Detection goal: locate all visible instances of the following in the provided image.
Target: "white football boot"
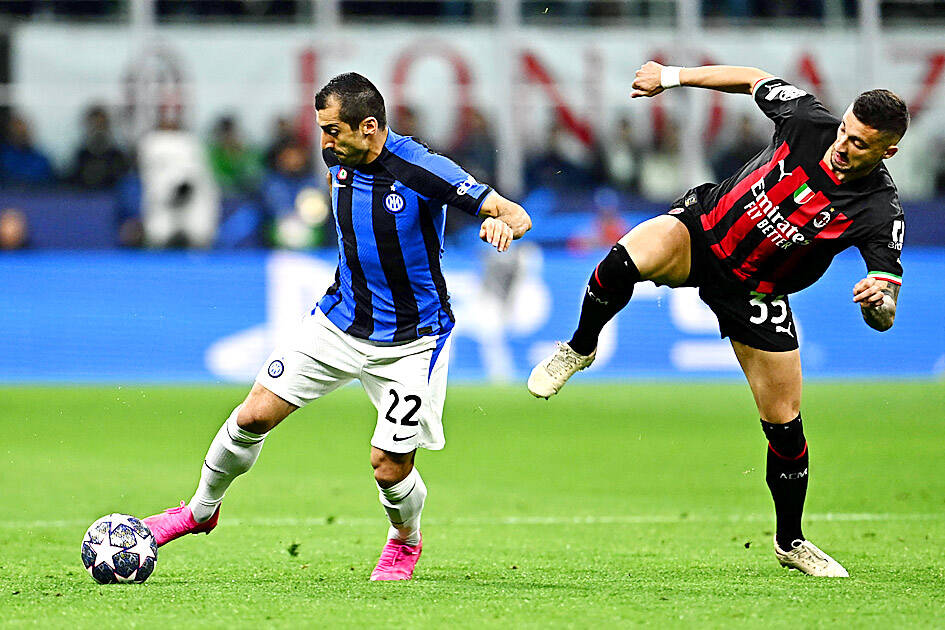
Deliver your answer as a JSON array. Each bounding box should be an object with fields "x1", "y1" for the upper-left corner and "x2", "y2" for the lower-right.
[
  {"x1": 527, "y1": 342, "x2": 596, "y2": 399},
  {"x1": 774, "y1": 538, "x2": 849, "y2": 577}
]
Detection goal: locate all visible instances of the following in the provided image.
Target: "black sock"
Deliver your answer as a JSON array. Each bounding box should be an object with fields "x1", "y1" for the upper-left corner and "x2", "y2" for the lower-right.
[
  {"x1": 568, "y1": 245, "x2": 640, "y2": 356},
  {"x1": 761, "y1": 415, "x2": 808, "y2": 550}
]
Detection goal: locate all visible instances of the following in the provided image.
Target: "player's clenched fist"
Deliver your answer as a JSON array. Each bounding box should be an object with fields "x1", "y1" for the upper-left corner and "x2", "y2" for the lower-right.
[
  {"x1": 480, "y1": 217, "x2": 514, "y2": 252},
  {"x1": 852, "y1": 276, "x2": 887, "y2": 308},
  {"x1": 631, "y1": 61, "x2": 666, "y2": 99}
]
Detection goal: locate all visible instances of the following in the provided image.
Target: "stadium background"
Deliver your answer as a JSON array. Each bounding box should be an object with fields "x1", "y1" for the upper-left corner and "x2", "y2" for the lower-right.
[
  {"x1": 1, "y1": 0, "x2": 943, "y2": 383},
  {"x1": 2, "y1": 2, "x2": 944, "y2": 627}
]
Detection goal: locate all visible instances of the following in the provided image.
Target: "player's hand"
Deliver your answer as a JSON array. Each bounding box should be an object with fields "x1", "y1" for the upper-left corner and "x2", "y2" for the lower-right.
[
  {"x1": 852, "y1": 277, "x2": 887, "y2": 308},
  {"x1": 631, "y1": 61, "x2": 666, "y2": 99},
  {"x1": 480, "y1": 217, "x2": 514, "y2": 252}
]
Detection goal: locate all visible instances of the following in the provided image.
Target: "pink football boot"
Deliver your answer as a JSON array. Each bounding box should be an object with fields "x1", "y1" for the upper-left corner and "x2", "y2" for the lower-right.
[
  {"x1": 370, "y1": 536, "x2": 423, "y2": 581},
  {"x1": 142, "y1": 501, "x2": 220, "y2": 547}
]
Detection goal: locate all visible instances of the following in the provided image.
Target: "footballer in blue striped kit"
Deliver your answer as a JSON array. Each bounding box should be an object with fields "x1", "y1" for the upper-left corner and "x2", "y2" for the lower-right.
[{"x1": 142, "y1": 73, "x2": 531, "y2": 581}]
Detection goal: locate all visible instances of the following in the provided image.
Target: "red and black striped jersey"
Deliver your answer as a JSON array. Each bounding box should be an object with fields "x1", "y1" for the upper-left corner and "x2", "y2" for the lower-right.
[{"x1": 692, "y1": 77, "x2": 904, "y2": 295}]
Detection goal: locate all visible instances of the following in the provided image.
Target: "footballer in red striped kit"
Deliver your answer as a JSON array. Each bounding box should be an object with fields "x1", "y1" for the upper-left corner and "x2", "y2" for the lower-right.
[{"x1": 528, "y1": 62, "x2": 909, "y2": 577}]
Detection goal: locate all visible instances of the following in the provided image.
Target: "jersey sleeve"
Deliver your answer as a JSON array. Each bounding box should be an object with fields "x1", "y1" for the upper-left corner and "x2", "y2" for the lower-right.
[
  {"x1": 752, "y1": 77, "x2": 835, "y2": 134},
  {"x1": 383, "y1": 142, "x2": 493, "y2": 216},
  {"x1": 857, "y1": 207, "x2": 905, "y2": 286}
]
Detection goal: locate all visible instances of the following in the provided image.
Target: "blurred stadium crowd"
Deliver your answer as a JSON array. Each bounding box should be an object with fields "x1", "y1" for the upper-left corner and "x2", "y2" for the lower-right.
[{"x1": 1, "y1": 0, "x2": 944, "y2": 253}]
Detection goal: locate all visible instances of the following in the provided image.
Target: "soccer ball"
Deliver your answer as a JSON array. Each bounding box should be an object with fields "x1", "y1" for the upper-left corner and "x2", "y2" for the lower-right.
[{"x1": 81, "y1": 514, "x2": 158, "y2": 584}]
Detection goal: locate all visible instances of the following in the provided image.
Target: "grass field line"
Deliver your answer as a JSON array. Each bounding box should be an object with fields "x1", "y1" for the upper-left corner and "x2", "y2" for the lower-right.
[{"x1": 7, "y1": 512, "x2": 945, "y2": 530}]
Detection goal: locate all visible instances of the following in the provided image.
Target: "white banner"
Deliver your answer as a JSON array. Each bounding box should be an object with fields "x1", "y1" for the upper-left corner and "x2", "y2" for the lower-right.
[{"x1": 14, "y1": 25, "x2": 945, "y2": 195}]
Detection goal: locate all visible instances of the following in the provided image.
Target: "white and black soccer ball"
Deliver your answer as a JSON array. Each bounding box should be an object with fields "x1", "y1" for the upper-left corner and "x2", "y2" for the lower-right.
[{"x1": 81, "y1": 513, "x2": 158, "y2": 584}]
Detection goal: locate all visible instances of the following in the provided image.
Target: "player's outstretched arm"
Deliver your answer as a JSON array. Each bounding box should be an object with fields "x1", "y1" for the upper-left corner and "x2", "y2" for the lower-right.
[
  {"x1": 631, "y1": 61, "x2": 773, "y2": 98},
  {"x1": 477, "y1": 191, "x2": 531, "y2": 253},
  {"x1": 853, "y1": 277, "x2": 899, "y2": 331}
]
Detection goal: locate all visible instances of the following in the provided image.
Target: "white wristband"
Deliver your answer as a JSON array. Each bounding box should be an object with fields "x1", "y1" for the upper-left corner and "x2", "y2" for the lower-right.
[{"x1": 660, "y1": 66, "x2": 682, "y2": 89}]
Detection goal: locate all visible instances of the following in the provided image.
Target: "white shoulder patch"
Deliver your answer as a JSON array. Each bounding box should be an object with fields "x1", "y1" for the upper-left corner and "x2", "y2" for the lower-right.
[{"x1": 765, "y1": 84, "x2": 808, "y2": 102}]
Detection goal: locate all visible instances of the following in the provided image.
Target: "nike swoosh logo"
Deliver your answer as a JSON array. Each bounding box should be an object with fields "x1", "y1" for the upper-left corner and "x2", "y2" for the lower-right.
[{"x1": 392, "y1": 433, "x2": 417, "y2": 442}]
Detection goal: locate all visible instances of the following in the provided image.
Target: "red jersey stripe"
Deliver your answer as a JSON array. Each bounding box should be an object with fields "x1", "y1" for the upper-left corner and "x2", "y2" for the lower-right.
[
  {"x1": 737, "y1": 192, "x2": 831, "y2": 276},
  {"x1": 713, "y1": 168, "x2": 808, "y2": 259},
  {"x1": 701, "y1": 141, "x2": 791, "y2": 232},
  {"x1": 814, "y1": 211, "x2": 852, "y2": 240}
]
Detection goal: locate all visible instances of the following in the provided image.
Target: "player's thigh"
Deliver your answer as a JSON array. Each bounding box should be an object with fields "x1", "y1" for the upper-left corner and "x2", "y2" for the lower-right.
[
  {"x1": 237, "y1": 382, "x2": 299, "y2": 434},
  {"x1": 617, "y1": 215, "x2": 692, "y2": 287},
  {"x1": 731, "y1": 340, "x2": 802, "y2": 424},
  {"x1": 361, "y1": 335, "x2": 451, "y2": 455},
  {"x1": 253, "y1": 311, "x2": 358, "y2": 422}
]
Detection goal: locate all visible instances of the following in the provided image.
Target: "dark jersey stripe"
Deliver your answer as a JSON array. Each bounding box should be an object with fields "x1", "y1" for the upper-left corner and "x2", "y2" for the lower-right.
[
  {"x1": 383, "y1": 151, "x2": 490, "y2": 216},
  {"x1": 702, "y1": 141, "x2": 791, "y2": 232},
  {"x1": 737, "y1": 191, "x2": 831, "y2": 277},
  {"x1": 335, "y1": 183, "x2": 374, "y2": 338},
  {"x1": 417, "y1": 198, "x2": 454, "y2": 324},
  {"x1": 370, "y1": 175, "x2": 420, "y2": 341},
  {"x1": 714, "y1": 168, "x2": 808, "y2": 259}
]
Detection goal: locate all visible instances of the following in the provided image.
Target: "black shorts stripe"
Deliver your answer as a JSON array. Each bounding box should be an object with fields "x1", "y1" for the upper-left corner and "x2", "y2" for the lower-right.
[
  {"x1": 417, "y1": 199, "x2": 454, "y2": 323},
  {"x1": 371, "y1": 174, "x2": 420, "y2": 341},
  {"x1": 335, "y1": 183, "x2": 374, "y2": 338}
]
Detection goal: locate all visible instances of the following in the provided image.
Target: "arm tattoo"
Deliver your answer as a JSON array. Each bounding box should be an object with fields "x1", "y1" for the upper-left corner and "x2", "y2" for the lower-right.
[{"x1": 861, "y1": 282, "x2": 899, "y2": 331}]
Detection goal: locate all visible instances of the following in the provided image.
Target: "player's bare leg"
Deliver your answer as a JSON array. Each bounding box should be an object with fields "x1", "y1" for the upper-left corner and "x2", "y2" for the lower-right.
[
  {"x1": 529, "y1": 216, "x2": 691, "y2": 398},
  {"x1": 370, "y1": 447, "x2": 425, "y2": 581},
  {"x1": 144, "y1": 383, "x2": 298, "y2": 546},
  {"x1": 731, "y1": 341, "x2": 848, "y2": 577}
]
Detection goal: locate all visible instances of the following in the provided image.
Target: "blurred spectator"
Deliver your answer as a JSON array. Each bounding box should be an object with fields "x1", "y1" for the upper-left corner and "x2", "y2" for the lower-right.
[
  {"x1": 0, "y1": 113, "x2": 55, "y2": 187},
  {"x1": 0, "y1": 208, "x2": 29, "y2": 251},
  {"x1": 932, "y1": 136, "x2": 945, "y2": 196},
  {"x1": 450, "y1": 108, "x2": 497, "y2": 185},
  {"x1": 566, "y1": 187, "x2": 629, "y2": 254},
  {"x1": 68, "y1": 104, "x2": 129, "y2": 190},
  {"x1": 261, "y1": 142, "x2": 329, "y2": 249},
  {"x1": 525, "y1": 120, "x2": 603, "y2": 190},
  {"x1": 264, "y1": 115, "x2": 298, "y2": 169},
  {"x1": 639, "y1": 123, "x2": 713, "y2": 201},
  {"x1": 710, "y1": 114, "x2": 766, "y2": 182},
  {"x1": 605, "y1": 116, "x2": 642, "y2": 193},
  {"x1": 207, "y1": 115, "x2": 263, "y2": 195},
  {"x1": 393, "y1": 106, "x2": 421, "y2": 140},
  {"x1": 138, "y1": 116, "x2": 221, "y2": 248}
]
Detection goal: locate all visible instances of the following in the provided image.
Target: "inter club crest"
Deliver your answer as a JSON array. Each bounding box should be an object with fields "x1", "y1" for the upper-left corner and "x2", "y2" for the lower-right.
[{"x1": 384, "y1": 192, "x2": 406, "y2": 214}]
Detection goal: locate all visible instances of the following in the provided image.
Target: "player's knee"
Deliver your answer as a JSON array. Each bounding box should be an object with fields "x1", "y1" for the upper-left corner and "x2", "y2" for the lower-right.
[
  {"x1": 372, "y1": 450, "x2": 415, "y2": 487},
  {"x1": 593, "y1": 244, "x2": 641, "y2": 294},
  {"x1": 760, "y1": 400, "x2": 801, "y2": 425},
  {"x1": 236, "y1": 403, "x2": 278, "y2": 434}
]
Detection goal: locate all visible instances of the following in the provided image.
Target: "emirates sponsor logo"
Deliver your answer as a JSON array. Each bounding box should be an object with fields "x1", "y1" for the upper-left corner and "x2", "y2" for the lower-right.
[{"x1": 745, "y1": 177, "x2": 810, "y2": 250}]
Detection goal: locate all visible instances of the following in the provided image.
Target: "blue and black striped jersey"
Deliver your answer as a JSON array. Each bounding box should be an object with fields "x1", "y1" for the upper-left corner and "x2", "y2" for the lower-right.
[{"x1": 316, "y1": 130, "x2": 492, "y2": 342}]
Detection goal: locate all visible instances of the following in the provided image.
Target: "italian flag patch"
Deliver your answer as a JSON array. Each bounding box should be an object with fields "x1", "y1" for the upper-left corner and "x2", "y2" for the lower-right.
[
  {"x1": 793, "y1": 183, "x2": 815, "y2": 204},
  {"x1": 868, "y1": 271, "x2": 902, "y2": 286}
]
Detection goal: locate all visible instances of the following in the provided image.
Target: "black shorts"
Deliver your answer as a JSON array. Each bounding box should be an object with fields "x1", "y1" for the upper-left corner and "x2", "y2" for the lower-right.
[{"x1": 666, "y1": 188, "x2": 799, "y2": 353}]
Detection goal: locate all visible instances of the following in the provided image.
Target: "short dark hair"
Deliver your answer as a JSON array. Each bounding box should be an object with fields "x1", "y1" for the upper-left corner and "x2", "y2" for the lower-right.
[
  {"x1": 315, "y1": 73, "x2": 387, "y2": 130},
  {"x1": 852, "y1": 89, "x2": 909, "y2": 140}
]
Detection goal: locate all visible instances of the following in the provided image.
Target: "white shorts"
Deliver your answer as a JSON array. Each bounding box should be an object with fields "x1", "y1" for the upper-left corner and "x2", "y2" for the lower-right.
[{"x1": 255, "y1": 309, "x2": 452, "y2": 453}]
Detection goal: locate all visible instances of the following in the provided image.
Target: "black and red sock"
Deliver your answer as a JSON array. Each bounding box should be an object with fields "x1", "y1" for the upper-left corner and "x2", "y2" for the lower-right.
[
  {"x1": 761, "y1": 414, "x2": 808, "y2": 550},
  {"x1": 567, "y1": 245, "x2": 640, "y2": 356}
]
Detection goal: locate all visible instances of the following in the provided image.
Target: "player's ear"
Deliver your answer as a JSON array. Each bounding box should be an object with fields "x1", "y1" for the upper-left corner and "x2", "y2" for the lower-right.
[
  {"x1": 882, "y1": 145, "x2": 898, "y2": 159},
  {"x1": 360, "y1": 117, "x2": 379, "y2": 136}
]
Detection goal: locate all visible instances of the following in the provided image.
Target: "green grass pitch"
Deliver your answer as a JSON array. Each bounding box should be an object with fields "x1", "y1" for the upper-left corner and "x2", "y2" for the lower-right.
[{"x1": 1, "y1": 381, "x2": 943, "y2": 628}]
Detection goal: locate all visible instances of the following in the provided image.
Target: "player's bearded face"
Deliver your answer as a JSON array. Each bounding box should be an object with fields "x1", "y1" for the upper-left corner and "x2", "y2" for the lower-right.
[{"x1": 828, "y1": 108, "x2": 898, "y2": 177}]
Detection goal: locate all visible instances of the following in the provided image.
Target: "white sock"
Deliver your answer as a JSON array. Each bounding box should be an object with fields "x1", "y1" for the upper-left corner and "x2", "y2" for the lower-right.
[
  {"x1": 377, "y1": 468, "x2": 426, "y2": 546},
  {"x1": 188, "y1": 405, "x2": 267, "y2": 522}
]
